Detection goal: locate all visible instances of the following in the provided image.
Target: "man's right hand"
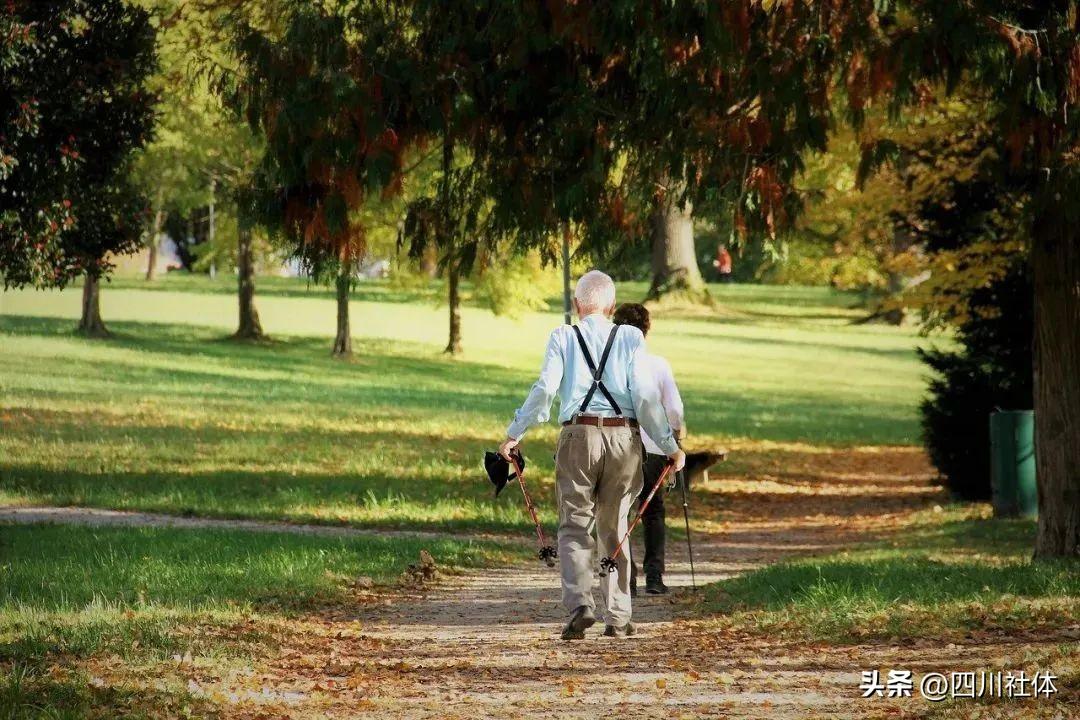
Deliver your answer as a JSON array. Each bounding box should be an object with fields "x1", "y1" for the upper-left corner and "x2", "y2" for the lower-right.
[
  {"x1": 498, "y1": 436, "x2": 520, "y2": 461},
  {"x1": 668, "y1": 448, "x2": 686, "y2": 472}
]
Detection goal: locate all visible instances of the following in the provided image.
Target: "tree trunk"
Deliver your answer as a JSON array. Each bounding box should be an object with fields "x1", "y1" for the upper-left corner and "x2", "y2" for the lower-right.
[
  {"x1": 440, "y1": 132, "x2": 462, "y2": 355},
  {"x1": 445, "y1": 257, "x2": 462, "y2": 354},
  {"x1": 880, "y1": 268, "x2": 906, "y2": 325},
  {"x1": 562, "y1": 223, "x2": 573, "y2": 325},
  {"x1": 647, "y1": 195, "x2": 708, "y2": 302},
  {"x1": 233, "y1": 227, "x2": 265, "y2": 340},
  {"x1": 208, "y1": 181, "x2": 217, "y2": 281},
  {"x1": 1032, "y1": 212, "x2": 1080, "y2": 559},
  {"x1": 78, "y1": 272, "x2": 108, "y2": 337},
  {"x1": 145, "y1": 191, "x2": 164, "y2": 281},
  {"x1": 420, "y1": 245, "x2": 438, "y2": 278},
  {"x1": 878, "y1": 227, "x2": 914, "y2": 325},
  {"x1": 145, "y1": 236, "x2": 158, "y2": 281},
  {"x1": 332, "y1": 265, "x2": 352, "y2": 358}
]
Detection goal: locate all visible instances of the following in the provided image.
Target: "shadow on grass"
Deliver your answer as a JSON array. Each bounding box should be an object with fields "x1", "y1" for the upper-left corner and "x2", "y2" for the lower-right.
[
  {"x1": 675, "y1": 326, "x2": 921, "y2": 361},
  {"x1": 897, "y1": 516, "x2": 1042, "y2": 557},
  {"x1": 1, "y1": 313, "x2": 921, "y2": 444},
  {"x1": 1, "y1": 465, "x2": 547, "y2": 534},
  {"x1": 0, "y1": 314, "x2": 530, "y2": 417},
  {"x1": 0, "y1": 664, "x2": 222, "y2": 720}
]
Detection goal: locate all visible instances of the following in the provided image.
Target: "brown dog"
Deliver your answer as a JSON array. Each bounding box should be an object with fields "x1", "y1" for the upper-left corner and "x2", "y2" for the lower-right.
[{"x1": 680, "y1": 450, "x2": 727, "y2": 490}]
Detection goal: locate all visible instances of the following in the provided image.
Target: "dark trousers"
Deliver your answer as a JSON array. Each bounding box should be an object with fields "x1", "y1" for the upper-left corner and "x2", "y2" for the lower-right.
[{"x1": 632, "y1": 452, "x2": 667, "y2": 582}]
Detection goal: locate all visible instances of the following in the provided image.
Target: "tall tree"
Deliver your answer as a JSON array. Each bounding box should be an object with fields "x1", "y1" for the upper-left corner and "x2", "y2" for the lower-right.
[
  {"x1": 647, "y1": 191, "x2": 707, "y2": 301},
  {"x1": 225, "y1": 1, "x2": 1079, "y2": 555},
  {"x1": 0, "y1": 0, "x2": 156, "y2": 337},
  {"x1": 134, "y1": 0, "x2": 271, "y2": 339},
  {"x1": 845, "y1": 2, "x2": 1080, "y2": 557},
  {"x1": 409, "y1": 1, "x2": 1079, "y2": 556},
  {"x1": 226, "y1": 3, "x2": 419, "y2": 357}
]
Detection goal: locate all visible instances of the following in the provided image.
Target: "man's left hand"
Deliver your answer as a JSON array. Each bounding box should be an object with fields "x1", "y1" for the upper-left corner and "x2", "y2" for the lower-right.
[{"x1": 498, "y1": 436, "x2": 520, "y2": 461}]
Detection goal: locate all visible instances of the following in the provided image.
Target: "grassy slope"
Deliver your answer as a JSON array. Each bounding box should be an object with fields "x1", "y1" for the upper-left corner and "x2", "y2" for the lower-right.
[{"x1": 0, "y1": 276, "x2": 927, "y2": 532}]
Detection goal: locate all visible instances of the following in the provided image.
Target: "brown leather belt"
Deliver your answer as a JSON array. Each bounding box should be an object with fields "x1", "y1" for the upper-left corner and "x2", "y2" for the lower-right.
[{"x1": 563, "y1": 416, "x2": 639, "y2": 429}]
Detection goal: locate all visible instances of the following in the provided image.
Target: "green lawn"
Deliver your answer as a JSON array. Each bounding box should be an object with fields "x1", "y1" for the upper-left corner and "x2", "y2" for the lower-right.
[
  {"x1": 0, "y1": 275, "x2": 928, "y2": 533},
  {"x1": 1, "y1": 521, "x2": 508, "y2": 666},
  {"x1": 1, "y1": 524, "x2": 509, "y2": 614},
  {"x1": 2, "y1": 274, "x2": 1071, "y2": 719},
  {"x1": 699, "y1": 507, "x2": 1080, "y2": 643},
  {"x1": 0, "y1": 522, "x2": 513, "y2": 720}
]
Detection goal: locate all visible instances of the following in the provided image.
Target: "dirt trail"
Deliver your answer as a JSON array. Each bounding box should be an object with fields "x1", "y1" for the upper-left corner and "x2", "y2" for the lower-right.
[
  {"x1": 257, "y1": 446, "x2": 1072, "y2": 718},
  {"x1": 7, "y1": 446, "x2": 1074, "y2": 718}
]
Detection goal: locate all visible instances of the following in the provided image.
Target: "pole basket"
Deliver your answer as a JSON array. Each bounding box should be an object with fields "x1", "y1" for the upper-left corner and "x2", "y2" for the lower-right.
[
  {"x1": 538, "y1": 545, "x2": 558, "y2": 567},
  {"x1": 597, "y1": 556, "x2": 618, "y2": 577}
]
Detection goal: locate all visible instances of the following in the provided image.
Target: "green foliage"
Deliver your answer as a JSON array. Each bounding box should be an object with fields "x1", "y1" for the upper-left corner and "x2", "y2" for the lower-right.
[
  {"x1": 130, "y1": 1, "x2": 278, "y2": 276},
  {"x1": 402, "y1": 1, "x2": 853, "y2": 257},
  {"x1": 0, "y1": 0, "x2": 157, "y2": 288},
  {"x1": 472, "y1": 253, "x2": 563, "y2": 319},
  {"x1": 226, "y1": 2, "x2": 418, "y2": 277},
  {"x1": 919, "y1": 266, "x2": 1034, "y2": 501}
]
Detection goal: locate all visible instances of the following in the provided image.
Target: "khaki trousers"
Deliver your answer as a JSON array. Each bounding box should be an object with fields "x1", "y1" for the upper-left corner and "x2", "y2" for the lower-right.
[{"x1": 554, "y1": 423, "x2": 644, "y2": 626}]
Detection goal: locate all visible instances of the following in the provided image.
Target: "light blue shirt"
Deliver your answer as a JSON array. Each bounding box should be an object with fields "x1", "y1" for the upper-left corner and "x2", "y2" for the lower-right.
[{"x1": 505, "y1": 313, "x2": 679, "y2": 455}]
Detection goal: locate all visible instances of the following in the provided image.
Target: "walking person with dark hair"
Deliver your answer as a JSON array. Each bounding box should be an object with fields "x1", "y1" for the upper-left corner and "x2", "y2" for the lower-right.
[{"x1": 612, "y1": 303, "x2": 685, "y2": 595}]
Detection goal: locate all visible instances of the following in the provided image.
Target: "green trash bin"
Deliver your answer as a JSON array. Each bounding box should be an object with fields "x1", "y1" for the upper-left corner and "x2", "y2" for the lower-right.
[{"x1": 989, "y1": 410, "x2": 1037, "y2": 518}]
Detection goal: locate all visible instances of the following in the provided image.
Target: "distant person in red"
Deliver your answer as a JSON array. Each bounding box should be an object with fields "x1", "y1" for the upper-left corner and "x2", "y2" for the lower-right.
[{"x1": 713, "y1": 245, "x2": 733, "y2": 283}]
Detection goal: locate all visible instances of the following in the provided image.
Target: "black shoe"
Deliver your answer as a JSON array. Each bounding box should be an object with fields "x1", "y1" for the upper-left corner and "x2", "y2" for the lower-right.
[
  {"x1": 603, "y1": 622, "x2": 636, "y2": 638},
  {"x1": 560, "y1": 605, "x2": 597, "y2": 640},
  {"x1": 645, "y1": 576, "x2": 669, "y2": 595}
]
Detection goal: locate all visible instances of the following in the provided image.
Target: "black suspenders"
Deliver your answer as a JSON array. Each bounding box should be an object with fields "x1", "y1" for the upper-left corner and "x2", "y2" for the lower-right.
[{"x1": 571, "y1": 325, "x2": 623, "y2": 416}]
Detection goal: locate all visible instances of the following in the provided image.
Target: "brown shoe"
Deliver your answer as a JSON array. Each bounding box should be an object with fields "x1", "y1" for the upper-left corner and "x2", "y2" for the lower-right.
[
  {"x1": 560, "y1": 606, "x2": 597, "y2": 640},
  {"x1": 602, "y1": 622, "x2": 636, "y2": 638}
]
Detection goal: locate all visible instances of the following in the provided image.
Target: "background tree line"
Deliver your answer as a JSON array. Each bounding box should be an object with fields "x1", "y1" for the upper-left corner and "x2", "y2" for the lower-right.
[{"x1": 1, "y1": 0, "x2": 1076, "y2": 558}]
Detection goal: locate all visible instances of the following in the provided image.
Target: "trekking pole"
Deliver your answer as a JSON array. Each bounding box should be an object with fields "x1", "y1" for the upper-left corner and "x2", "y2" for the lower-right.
[
  {"x1": 507, "y1": 453, "x2": 558, "y2": 568},
  {"x1": 598, "y1": 460, "x2": 676, "y2": 577},
  {"x1": 678, "y1": 468, "x2": 697, "y2": 589}
]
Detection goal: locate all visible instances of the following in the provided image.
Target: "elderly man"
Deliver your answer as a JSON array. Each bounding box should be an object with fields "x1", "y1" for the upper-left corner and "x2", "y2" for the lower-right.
[{"x1": 499, "y1": 270, "x2": 685, "y2": 640}]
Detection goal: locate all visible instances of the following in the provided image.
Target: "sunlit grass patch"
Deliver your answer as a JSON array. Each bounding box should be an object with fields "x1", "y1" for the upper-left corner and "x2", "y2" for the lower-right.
[
  {"x1": 1, "y1": 523, "x2": 515, "y2": 614},
  {"x1": 0, "y1": 522, "x2": 519, "y2": 718},
  {"x1": 698, "y1": 512, "x2": 1080, "y2": 643},
  {"x1": 1, "y1": 276, "x2": 930, "y2": 535}
]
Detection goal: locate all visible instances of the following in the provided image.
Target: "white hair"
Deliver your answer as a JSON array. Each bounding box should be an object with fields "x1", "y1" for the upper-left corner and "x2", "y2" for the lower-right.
[{"x1": 574, "y1": 270, "x2": 616, "y2": 314}]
